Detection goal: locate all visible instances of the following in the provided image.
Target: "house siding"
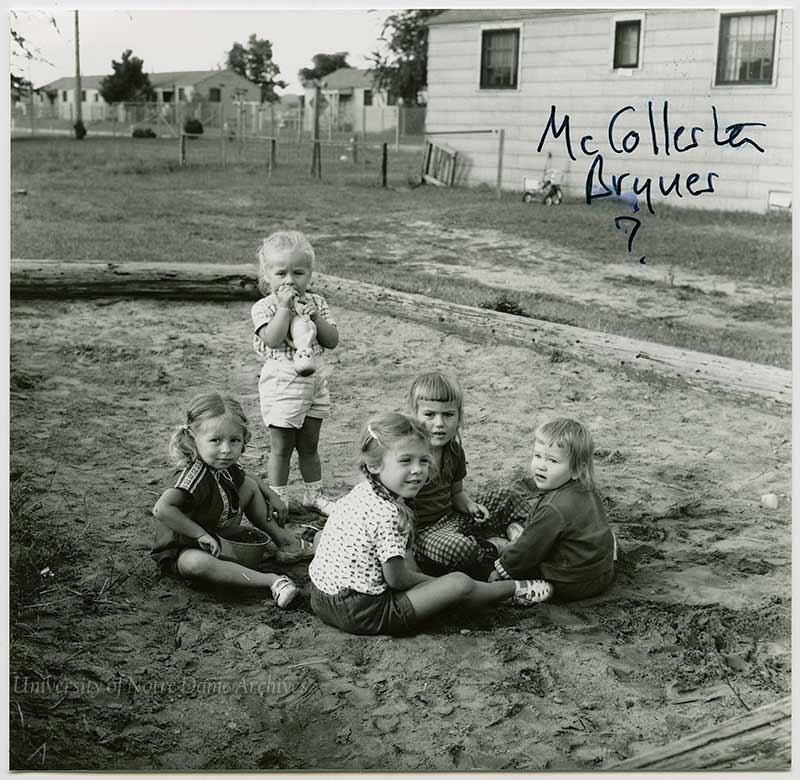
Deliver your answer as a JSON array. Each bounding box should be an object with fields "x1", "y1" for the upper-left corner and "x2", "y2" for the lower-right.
[{"x1": 427, "y1": 8, "x2": 792, "y2": 213}]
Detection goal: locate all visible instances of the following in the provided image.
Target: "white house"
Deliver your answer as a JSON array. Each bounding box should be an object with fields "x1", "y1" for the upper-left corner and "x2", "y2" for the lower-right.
[
  {"x1": 302, "y1": 67, "x2": 398, "y2": 134},
  {"x1": 426, "y1": 9, "x2": 792, "y2": 212},
  {"x1": 33, "y1": 69, "x2": 261, "y2": 122}
]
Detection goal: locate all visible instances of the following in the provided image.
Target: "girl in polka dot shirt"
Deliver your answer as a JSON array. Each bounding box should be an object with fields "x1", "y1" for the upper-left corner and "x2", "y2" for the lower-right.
[{"x1": 309, "y1": 412, "x2": 552, "y2": 635}]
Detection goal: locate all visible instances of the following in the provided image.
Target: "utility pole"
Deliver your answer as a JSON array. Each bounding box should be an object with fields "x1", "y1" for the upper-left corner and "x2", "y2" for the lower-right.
[
  {"x1": 310, "y1": 81, "x2": 322, "y2": 178},
  {"x1": 73, "y1": 10, "x2": 86, "y2": 139}
]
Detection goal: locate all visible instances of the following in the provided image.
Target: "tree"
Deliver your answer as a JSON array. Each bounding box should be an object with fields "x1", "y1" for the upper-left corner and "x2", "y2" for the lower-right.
[
  {"x1": 10, "y1": 12, "x2": 58, "y2": 96},
  {"x1": 298, "y1": 52, "x2": 351, "y2": 85},
  {"x1": 99, "y1": 49, "x2": 154, "y2": 103},
  {"x1": 226, "y1": 34, "x2": 286, "y2": 103},
  {"x1": 371, "y1": 10, "x2": 443, "y2": 105}
]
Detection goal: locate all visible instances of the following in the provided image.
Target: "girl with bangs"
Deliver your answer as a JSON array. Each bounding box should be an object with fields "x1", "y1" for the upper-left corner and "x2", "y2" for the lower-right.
[{"x1": 406, "y1": 372, "x2": 533, "y2": 578}]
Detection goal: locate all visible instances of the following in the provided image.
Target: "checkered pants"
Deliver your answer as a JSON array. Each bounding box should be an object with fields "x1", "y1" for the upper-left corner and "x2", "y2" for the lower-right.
[{"x1": 413, "y1": 485, "x2": 531, "y2": 573}]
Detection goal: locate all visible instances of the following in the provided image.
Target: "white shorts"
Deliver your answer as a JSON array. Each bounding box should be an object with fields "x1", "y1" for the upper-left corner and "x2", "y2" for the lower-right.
[{"x1": 258, "y1": 359, "x2": 331, "y2": 429}]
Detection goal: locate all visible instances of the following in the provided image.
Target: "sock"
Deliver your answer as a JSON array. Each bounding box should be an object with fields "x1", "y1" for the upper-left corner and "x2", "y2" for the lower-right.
[
  {"x1": 302, "y1": 479, "x2": 324, "y2": 497},
  {"x1": 270, "y1": 484, "x2": 290, "y2": 503}
]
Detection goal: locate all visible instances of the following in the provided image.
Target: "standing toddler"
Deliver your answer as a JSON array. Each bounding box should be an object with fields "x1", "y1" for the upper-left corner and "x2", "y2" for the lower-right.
[{"x1": 251, "y1": 230, "x2": 339, "y2": 517}]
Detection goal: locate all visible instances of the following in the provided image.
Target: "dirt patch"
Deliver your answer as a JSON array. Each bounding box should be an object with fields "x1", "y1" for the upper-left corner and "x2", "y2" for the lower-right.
[
  {"x1": 9, "y1": 297, "x2": 790, "y2": 771},
  {"x1": 315, "y1": 221, "x2": 790, "y2": 344}
]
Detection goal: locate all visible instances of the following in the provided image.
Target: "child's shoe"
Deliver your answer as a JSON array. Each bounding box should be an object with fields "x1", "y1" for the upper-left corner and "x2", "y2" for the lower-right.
[
  {"x1": 487, "y1": 536, "x2": 511, "y2": 555},
  {"x1": 506, "y1": 522, "x2": 525, "y2": 543},
  {"x1": 511, "y1": 579, "x2": 554, "y2": 605},
  {"x1": 271, "y1": 575, "x2": 300, "y2": 609},
  {"x1": 302, "y1": 490, "x2": 336, "y2": 516}
]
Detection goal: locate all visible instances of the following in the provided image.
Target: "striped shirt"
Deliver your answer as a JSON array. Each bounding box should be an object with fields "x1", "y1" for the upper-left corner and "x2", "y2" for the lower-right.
[{"x1": 251, "y1": 292, "x2": 336, "y2": 362}]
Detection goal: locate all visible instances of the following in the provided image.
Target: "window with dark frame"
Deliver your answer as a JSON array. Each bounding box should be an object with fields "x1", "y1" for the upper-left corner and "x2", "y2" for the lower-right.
[
  {"x1": 716, "y1": 11, "x2": 777, "y2": 85},
  {"x1": 480, "y1": 28, "x2": 520, "y2": 89},
  {"x1": 61, "y1": 91, "x2": 67, "y2": 102},
  {"x1": 613, "y1": 20, "x2": 641, "y2": 69},
  {"x1": 81, "y1": 90, "x2": 86, "y2": 102},
  {"x1": 363, "y1": 89, "x2": 373, "y2": 106},
  {"x1": 178, "y1": 87, "x2": 185, "y2": 100}
]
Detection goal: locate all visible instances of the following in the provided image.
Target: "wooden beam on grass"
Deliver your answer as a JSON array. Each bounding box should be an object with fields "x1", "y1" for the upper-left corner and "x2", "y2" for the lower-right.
[
  {"x1": 9, "y1": 259, "x2": 791, "y2": 406},
  {"x1": 610, "y1": 697, "x2": 790, "y2": 771}
]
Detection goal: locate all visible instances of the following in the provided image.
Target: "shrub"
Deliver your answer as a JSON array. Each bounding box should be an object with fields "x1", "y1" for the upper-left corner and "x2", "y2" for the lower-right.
[
  {"x1": 73, "y1": 120, "x2": 87, "y2": 140},
  {"x1": 183, "y1": 118, "x2": 203, "y2": 136},
  {"x1": 479, "y1": 295, "x2": 528, "y2": 317},
  {"x1": 132, "y1": 127, "x2": 157, "y2": 139}
]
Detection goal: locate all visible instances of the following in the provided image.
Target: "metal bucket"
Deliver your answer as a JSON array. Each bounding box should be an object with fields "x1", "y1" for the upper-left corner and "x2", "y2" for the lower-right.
[{"x1": 217, "y1": 525, "x2": 271, "y2": 569}]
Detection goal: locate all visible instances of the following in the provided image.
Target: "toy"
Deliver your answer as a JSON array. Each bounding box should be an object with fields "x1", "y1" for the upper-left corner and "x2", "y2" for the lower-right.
[
  {"x1": 522, "y1": 169, "x2": 563, "y2": 205},
  {"x1": 522, "y1": 151, "x2": 563, "y2": 205},
  {"x1": 288, "y1": 297, "x2": 318, "y2": 377}
]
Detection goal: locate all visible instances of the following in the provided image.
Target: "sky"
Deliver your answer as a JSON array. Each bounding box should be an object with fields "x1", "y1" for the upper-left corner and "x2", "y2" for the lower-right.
[{"x1": 9, "y1": 4, "x2": 398, "y2": 94}]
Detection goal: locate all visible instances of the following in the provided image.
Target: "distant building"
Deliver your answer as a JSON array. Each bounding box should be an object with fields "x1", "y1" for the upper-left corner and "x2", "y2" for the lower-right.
[
  {"x1": 302, "y1": 67, "x2": 398, "y2": 134},
  {"x1": 426, "y1": 8, "x2": 792, "y2": 212},
  {"x1": 32, "y1": 69, "x2": 261, "y2": 122}
]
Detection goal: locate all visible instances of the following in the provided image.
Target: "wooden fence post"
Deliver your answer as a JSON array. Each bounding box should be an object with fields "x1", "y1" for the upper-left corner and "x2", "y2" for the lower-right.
[
  {"x1": 220, "y1": 107, "x2": 225, "y2": 167},
  {"x1": 495, "y1": 128, "x2": 505, "y2": 200},
  {"x1": 351, "y1": 137, "x2": 358, "y2": 165},
  {"x1": 179, "y1": 133, "x2": 187, "y2": 166},
  {"x1": 381, "y1": 142, "x2": 388, "y2": 188},
  {"x1": 270, "y1": 137, "x2": 277, "y2": 171}
]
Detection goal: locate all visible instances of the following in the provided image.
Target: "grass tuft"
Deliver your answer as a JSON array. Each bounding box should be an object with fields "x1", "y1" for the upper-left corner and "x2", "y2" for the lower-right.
[{"x1": 479, "y1": 295, "x2": 528, "y2": 317}]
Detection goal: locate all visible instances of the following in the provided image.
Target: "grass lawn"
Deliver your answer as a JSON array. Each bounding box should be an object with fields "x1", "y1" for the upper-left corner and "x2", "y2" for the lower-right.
[{"x1": 11, "y1": 136, "x2": 792, "y2": 366}]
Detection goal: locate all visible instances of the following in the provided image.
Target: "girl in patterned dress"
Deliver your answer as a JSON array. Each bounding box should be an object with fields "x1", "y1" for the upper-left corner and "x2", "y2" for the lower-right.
[
  {"x1": 151, "y1": 393, "x2": 301, "y2": 608},
  {"x1": 308, "y1": 412, "x2": 552, "y2": 636}
]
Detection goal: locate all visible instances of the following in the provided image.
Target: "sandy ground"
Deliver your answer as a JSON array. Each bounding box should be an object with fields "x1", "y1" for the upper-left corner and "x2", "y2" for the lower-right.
[{"x1": 9, "y1": 296, "x2": 790, "y2": 771}]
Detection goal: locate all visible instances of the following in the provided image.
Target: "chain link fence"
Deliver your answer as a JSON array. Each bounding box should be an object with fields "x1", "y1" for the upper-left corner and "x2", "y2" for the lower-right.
[
  {"x1": 11, "y1": 98, "x2": 427, "y2": 187},
  {"x1": 11, "y1": 100, "x2": 426, "y2": 147}
]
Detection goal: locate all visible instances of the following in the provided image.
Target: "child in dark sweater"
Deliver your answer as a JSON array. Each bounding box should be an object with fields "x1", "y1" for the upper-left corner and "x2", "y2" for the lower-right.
[{"x1": 490, "y1": 418, "x2": 617, "y2": 602}]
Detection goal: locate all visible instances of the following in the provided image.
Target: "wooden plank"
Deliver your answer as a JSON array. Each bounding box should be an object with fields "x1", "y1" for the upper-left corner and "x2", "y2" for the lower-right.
[
  {"x1": 422, "y1": 173, "x2": 447, "y2": 187},
  {"x1": 9, "y1": 259, "x2": 791, "y2": 406},
  {"x1": 611, "y1": 697, "x2": 791, "y2": 771}
]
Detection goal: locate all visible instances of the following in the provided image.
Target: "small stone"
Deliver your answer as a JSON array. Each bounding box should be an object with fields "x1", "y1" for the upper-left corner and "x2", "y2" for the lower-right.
[
  {"x1": 761, "y1": 493, "x2": 779, "y2": 510},
  {"x1": 460, "y1": 629, "x2": 471, "y2": 635}
]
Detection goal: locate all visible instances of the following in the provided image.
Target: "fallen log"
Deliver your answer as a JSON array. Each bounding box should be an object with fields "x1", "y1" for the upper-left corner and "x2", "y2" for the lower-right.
[
  {"x1": 10, "y1": 259, "x2": 791, "y2": 406},
  {"x1": 610, "y1": 697, "x2": 790, "y2": 771}
]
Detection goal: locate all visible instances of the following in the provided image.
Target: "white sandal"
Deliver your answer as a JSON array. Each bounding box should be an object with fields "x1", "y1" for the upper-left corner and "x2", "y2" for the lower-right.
[
  {"x1": 271, "y1": 575, "x2": 300, "y2": 609},
  {"x1": 512, "y1": 579, "x2": 554, "y2": 605}
]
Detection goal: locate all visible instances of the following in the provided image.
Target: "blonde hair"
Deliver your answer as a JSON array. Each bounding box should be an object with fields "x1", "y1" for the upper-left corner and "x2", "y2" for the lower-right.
[
  {"x1": 168, "y1": 393, "x2": 252, "y2": 469},
  {"x1": 256, "y1": 230, "x2": 315, "y2": 296},
  {"x1": 360, "y1": 412, "x2": 432, "y2": 538},
  {"x1": 535, "y1": 418, "x2": 595, "y2": 488},
  {"x1": 407, "y1": 371, "x2": 464, "y2": 450}
]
